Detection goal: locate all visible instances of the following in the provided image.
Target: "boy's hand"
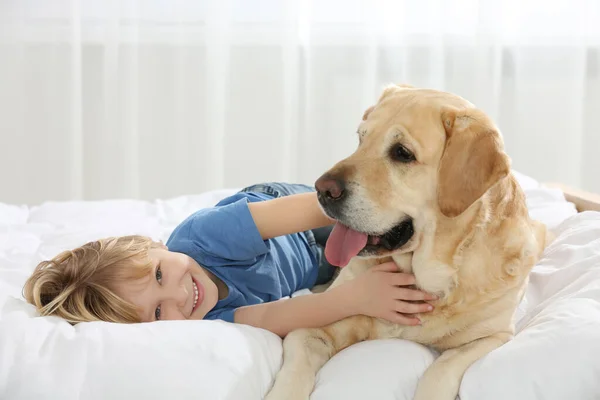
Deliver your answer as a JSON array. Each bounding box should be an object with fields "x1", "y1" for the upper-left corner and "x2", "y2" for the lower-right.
[{"x1": 346, "y1": 262, "x2": 437, "y2": 326}]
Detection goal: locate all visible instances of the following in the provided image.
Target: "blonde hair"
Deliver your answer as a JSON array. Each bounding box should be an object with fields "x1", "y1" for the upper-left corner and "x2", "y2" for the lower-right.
[{"x1": 23, "y1": 235, "x2": 163, "y2": 324}]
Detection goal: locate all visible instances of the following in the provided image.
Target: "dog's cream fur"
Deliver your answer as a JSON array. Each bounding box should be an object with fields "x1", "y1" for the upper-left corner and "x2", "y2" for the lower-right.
[{"x1": 265, "y1": 85, "x2": 550, "y2": 400}]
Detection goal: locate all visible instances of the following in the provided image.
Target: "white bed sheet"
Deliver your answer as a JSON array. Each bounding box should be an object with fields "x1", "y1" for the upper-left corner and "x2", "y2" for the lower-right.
[{"x1": 1, "y1": 172, "x2": 599, "y2": 400}]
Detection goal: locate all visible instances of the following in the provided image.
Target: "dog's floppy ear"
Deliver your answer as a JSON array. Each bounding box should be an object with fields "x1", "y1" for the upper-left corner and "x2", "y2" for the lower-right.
[{"x1": 438, "y1": 107, "x2": 510, "y2": 218}]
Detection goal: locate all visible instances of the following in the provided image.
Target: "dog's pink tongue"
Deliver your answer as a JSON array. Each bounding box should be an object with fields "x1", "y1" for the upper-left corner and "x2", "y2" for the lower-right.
[{"x1": 325, "y1": 222, "x2": 368, "y2": 267}]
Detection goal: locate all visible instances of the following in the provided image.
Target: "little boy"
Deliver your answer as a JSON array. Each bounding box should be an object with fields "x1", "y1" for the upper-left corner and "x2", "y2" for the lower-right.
[{"x1": 24, "y1": 183, "x2": 435, "y2": 337}]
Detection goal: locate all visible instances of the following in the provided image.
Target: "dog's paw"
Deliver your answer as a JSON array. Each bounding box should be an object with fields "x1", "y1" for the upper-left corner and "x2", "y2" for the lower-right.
[
  {"x1": 264, "y1": 369, "x2": 312, "y2": 400},
  {"x1": 264, "y1": 381, "x2": 309, "y2": 400},
  {"x1": 413, "y1": 370, "x2": 460, "y2": 400},
  {"x1": 413, "y1": 387, "x2": 459, "y2": 400},
  {"x1": 264, "y1": 386, "x2": 308, "y2": 400}
]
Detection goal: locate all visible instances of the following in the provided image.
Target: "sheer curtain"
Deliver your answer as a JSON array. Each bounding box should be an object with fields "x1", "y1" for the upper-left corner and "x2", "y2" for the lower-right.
[{"x1": 1, "y1": 0, "x2": 599, "y2": 205}]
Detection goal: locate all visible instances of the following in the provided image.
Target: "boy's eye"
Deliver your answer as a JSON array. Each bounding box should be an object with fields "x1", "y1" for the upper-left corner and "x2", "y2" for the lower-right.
[
  {"x1": 155, "y1": 266, "x2": 162, "y2": 283},
  {"x1": 155, "y1": 305, "x2": 161, "y2": 321}
]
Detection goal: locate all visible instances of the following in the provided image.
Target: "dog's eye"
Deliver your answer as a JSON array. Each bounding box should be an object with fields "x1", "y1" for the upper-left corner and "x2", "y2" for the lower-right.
[{"x1": 390, "y1": 144, "x2": 416, "y2": 163}]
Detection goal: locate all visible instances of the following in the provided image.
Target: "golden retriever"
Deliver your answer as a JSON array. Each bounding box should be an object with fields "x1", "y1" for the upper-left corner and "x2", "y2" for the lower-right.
[{"x1": 264, "y1": 84, "x2": 550, "y2": 400}]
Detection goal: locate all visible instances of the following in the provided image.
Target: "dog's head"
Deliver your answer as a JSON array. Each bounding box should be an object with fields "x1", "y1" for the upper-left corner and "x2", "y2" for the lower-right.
[{"x1": 317, "y1": 84, "x2": 511, "y2": 267}]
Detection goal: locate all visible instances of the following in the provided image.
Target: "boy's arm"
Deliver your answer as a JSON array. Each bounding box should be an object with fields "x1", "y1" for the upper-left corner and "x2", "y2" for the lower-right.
[
  {"x1": 247, "y1": 192, "x2": 334, "y2": 240},
  {"x1": 233, "y1": 263, "x2": 436, "y2": 337},
  {"x1": 233, "y1": 282, "x2": 356, "y2": 337}
]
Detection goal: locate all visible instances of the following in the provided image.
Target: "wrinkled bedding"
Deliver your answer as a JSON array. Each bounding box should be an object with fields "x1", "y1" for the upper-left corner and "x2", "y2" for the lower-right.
[{"x1": 1, "y1": 172, "x2": 599, "y2": 400}]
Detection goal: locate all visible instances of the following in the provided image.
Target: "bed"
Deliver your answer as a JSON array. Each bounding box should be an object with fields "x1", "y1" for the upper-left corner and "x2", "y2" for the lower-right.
[{"x1": 1, "y1": 171, "x2": 599, "y2": 400}]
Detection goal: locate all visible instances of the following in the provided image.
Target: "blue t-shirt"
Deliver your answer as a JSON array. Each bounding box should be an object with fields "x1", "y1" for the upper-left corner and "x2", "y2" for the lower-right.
[{"x1": 165, "y1": 192, "x2": 319, "y2": 323}]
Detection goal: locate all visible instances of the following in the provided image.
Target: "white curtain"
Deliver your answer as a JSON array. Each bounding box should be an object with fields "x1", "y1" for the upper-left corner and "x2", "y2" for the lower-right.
[{"x1": 1, "y1": 0, "x2": 599, "y2": 205}]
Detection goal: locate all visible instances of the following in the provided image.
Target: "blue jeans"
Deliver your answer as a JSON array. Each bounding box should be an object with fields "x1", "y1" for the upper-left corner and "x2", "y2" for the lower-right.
[{"x1": 239, "y1": 182, "x2": 337, "y2": 286}]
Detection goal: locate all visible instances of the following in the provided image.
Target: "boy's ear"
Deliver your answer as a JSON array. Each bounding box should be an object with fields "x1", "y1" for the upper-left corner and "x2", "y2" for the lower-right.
[{"x1": 157, "y1": 240, "x2": 168, "y2": 250}]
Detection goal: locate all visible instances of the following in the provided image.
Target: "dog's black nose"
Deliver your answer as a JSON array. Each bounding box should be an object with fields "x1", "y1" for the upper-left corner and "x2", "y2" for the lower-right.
[{"x1": 315, "y1": 174, "x2": 346, "y2": 201}]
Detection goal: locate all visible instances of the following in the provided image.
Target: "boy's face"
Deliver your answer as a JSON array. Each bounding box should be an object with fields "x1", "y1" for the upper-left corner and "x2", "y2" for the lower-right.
[{"x1": 115, "y1": 247, "x2": 219, "y2": 321}]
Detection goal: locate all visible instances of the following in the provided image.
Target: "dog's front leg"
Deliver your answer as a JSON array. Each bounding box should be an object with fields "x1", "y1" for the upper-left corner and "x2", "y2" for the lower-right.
[
  {"x1": 413, "y1": 332, "x2": 511, "y2": 400},
  {"x1": 264, "y1": 315, "x2": 375, "y2": 400}
]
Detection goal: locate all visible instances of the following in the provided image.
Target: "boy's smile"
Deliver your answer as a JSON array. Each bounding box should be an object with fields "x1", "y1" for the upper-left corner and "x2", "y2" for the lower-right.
[{"x1": 114, "y1": 247, "x2": 224, "y2": 322}]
